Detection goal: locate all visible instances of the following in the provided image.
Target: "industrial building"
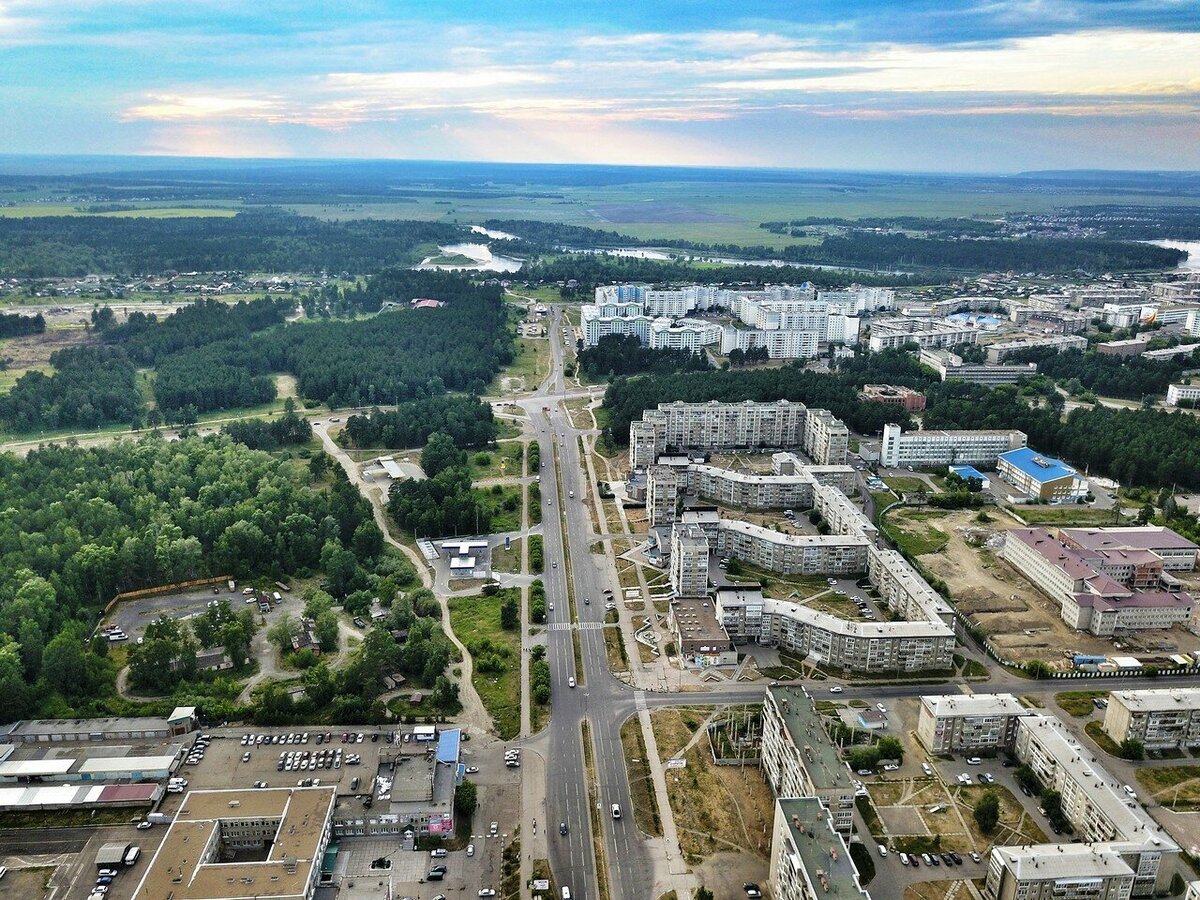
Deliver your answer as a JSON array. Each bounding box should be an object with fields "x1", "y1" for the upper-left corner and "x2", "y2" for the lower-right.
[
  {"x1": 880, "y1": 423, "x2": 1027, "y2": 468},
  {"x1": 916, "y1": 693, "x2": 1032, "y2": 754},
  {"x1": 995, "y1": 447, "x2": 1089, "y2": 503},
  {"x1": 131, "y1": 787, "x2": 337, "y2": 900},
  {"x1": 1103, "y1": 688, "x2": 1200, "y2": 750},
  {"x1": 1001, "y1": 528, "x2": 1193, "y2": 635},
  {"x1": 0, "y1": 708, "x2": 196, "y2": 744}
]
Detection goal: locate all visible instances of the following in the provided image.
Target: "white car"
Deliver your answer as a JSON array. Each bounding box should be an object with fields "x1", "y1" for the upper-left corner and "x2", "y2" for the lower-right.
[
  {"x1": 883, "y1": 764, "x2": 899, "y2": 771},
  {"x1": 568, "y1": 676, "x2": 576, "y2": 688},
  {"x1": 479, "y1": 891, "x2": 497, "y2": 898},
  {"x1": 829, "y1": 686, "x2": 844, "y2": 693},
  {"x1": 467, "y1": 844, "x2": 475, "y2": 857},
  {"x1": 966, "y1": 757, "x2": 982, "y2": 765},
  {"x1": 876, "y1": 703, "x2": 886, "y2": 713},
  {"x1": 1123, "y1": 784, "x2": 1136, "y2": 796},
  {"x1": 135, "y1": 821, "x2": 153, "y2": 830},
  {"x1": 611, "y1": 804, "x2": 621, "y2": 820}
]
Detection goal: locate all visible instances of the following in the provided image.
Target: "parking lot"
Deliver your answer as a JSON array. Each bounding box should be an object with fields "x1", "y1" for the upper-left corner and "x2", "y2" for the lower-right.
[{"x1": 103, "y1": 583, "x2": 289, "y2": 644}]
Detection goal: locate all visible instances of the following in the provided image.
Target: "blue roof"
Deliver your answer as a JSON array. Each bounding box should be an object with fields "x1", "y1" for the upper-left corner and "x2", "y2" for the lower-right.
[
  {"x1": 436, "y1": 728, "x2": 461, "y2": 764},
  {"x1": 998, "y1": 447, "x2": 1076, "y2": 483},
  {"x1": 949, "y1": 465, "x2": 988, "y2": 482}
]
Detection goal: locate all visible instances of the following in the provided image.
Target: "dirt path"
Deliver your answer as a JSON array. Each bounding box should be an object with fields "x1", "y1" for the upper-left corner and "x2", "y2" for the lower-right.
[{"x1": 314, "y1": 423, "x2": 492, "y2": 733}]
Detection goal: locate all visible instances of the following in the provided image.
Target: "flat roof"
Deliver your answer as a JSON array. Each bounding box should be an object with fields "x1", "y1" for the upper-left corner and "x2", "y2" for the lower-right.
[
  {"x1": 776, "y1": 798, "x2": 868, "y2": 899},
  {"x1": 670, "y1": 598, "x2": 734, "y2": 647},
  {"x1": 78, "y1": 755, "x2": 176, "y2": 774},
  {"x1": 767, "y1": 686, "x2": 852, "y2": 792},
  {"x1": 5, "y1": 716, "x2": 173, "y2": 738},
  {"x1": 993, "y1": 844, "x2": 1134, "y2": 881},
  {"x1": 719, "y1": 518, "x2": 869, "y2": 549},
  {"x1": 1110, "y1": 688, "x2": 1200, "y2": 712},
  {"x1": 435, "y1": 728, "x2": 461, "y2": 765},
  {"x1": 132, "y1": 787, "x2": 336, "y2": 900},
  {"x1": 998, "y1": 446, "x2": 1077, "y2": 483},
  {"x1": 949, "y1": 464, "x2": 989, "y2": 482},
  {"x1": 922, "y1": 693, "x2": 1029, "y2": 719},
  {"x1": 0, "y1": 758, "x2": 74, "y2": 777}
]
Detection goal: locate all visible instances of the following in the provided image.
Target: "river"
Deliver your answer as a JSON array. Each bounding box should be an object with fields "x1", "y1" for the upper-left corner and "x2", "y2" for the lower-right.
[
  {"x1": 1144, "y1": 240, "x2": 1200, "y2": 272},
  {"x1": 413, "y1": 241, "x2": 524, "y2": 273}
]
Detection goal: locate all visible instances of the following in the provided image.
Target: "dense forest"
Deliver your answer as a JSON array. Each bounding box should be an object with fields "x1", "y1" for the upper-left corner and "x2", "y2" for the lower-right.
[
  {"x1": 262, "y1": 273, "x2": 512, "y2": 406},
  {"x1": 340, "y1": 396, "x2": 496, "y2": 450},
  {"x1": 106, "y1": 297, "x2": 290, "y2": 363},
  {"x1": 222, "y1": 410, "x2": 314, "y2": 450},
  {"x1": 922, "y1": 382, "x2": 1200, "y2": 489},
  {"x1": 0, "y1": 311, "x2": 46, "y2": 338},
  {"x1": 600, "y1": 356, "x2": 919, "y2": 446},
  {"x1": 1007, "y1": 346, "x2": 1200, "y2": 400},
  {"x1": 577, "y1": 333, "x2": 711, "y2": 380},
  {"x1": 0, "y1": 435, "x2": 387, "y2": 721},
  {"x1": 386, "y1": 431, "x2": 493, "y2": 537},
  {"x1": 0, "y1": 346, "x2": 141, "y2": 431},
  {"x1": 0, "y1": 209, "x2": 469, "y2": 277}
]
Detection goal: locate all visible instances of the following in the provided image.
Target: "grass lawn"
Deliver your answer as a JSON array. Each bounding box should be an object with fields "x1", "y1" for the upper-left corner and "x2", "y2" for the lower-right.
[
  {"x1": 448, "y1": 590, "x2": 522, "y2": 739},
  {"x1": 1055, "y1": 690, "x2": 1108, "y2": 717},
  {"x1": 886, "y1": 509, "x2": 951, "y2": 556},
  {"x1": 1085, "y1": 720, "x2": 1123, "y2": 756},
  {"x1": 1135, "y1": 766, "x2": 1200, "y2": 810},
  {"x1": 490, "y1": 539, "x2": 522, "y2": 574},
  {"x1": 620, "y1": 716, "x2": 663, "y2": 836},
  {"x1": 1012, "y1": 505, "x2": 1120, "y2": 526},
  {"x1": 474, "y1": 484, "x2": 523, "y2": 533},
  {"x1": 471, "y1": 442, "x2": 524, "y2": 480},
  {"x1": 489, "y1": 336, "x2": 550, "y2": 394},
  {"x1": 884, "y1": 476, "x2": 931, "y2": 494}
]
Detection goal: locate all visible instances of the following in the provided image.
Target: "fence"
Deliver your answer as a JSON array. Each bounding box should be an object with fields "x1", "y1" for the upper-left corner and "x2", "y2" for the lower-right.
[{"x1": 104, "y1": 575, "x2": 233, "y2": 614}]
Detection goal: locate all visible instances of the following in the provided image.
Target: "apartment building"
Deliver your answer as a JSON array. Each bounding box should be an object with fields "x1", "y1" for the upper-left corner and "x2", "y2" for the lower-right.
[
  {"x1": 803, "y1": 409, "x2": 850, "y2": 465},
  {"x1": 646, "y1": 464, "x2": 684, "y2": 526},
  {"x1": 986, "y1": 334, "x2": 1088, "y2": 363},
  {"x1": 761, "y1": 686, "x2": 857, "y2": 832},
  {"x1": 721, "y1": 325, "x2": 823, "y2": 359},
  {"x1": 1152, "y1": 276, "x2": 1200, "y2": 303},
  {"x1": 919, "y1": 348, "x2": 1038, "y2": 386},
  {"x1": 814, "y1": 482, "x2": 878, "y2": 542},
  {"x1": 714, "y1": 519, "x2": 869, "y2": 576},
  {"x1": 772, "y1": 453, "x2": 858, "y2": 492},
  {"x1": 670, "y1": 523, "x2": 711, "y2": 597},
  {"x1": 1103, "y1": 689, "x2": 1200, "y2": 750},
  {"x1": 880, "y1": 423, "x2": 1027, "y2": 468},
  {"x1": 770, "y1": 798, "x2": 871, "y2": 900},
  {"x1": 858, "y1": 383, "x2": 927, "y2": 412},
  {"x1": 1167, "y1": 383, "x2": 1200, "y2": 406},
  {"x1": 646, "y1": 463, "x2": 817, "y2": 526},
  {"x1": 866, "y1": 545, "x2": 953, "y2": 626},
  {"x1": 647, "y1": 317, "x2": 723, "y2": 352},
  {"x1": 916, "y1": 693, "x2": 1031, "y2": 754},
  {"x1": 629, "y1": 400, "x2": 811, "y2": 469},
  {"x1": 868, "y1": 317, "x2": 980, "y2": 352},
  {"x1": 718, "y1": 587, "x2": 956, "y2": 673},
  {"x1": 1097, "y1": 338, "x2": 1150, "y2": 358},
  {"x1": 986, "y1": 845, "x2": 1135, "y2": 900},
  {"x1": 1143, "y1": 343, "x2": 1200, "y2": 362},
  {"x1": 996, "y1": 447, "x2": 1089, "y2": 503},
  {"x1": 818, "y1": 286, "x2": 896, "y2": 314},
  {"x1": 1001, "y1": 528, "x2": 1193, "y2": 635}
]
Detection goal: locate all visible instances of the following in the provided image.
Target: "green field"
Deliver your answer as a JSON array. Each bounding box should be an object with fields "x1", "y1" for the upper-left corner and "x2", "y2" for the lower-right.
[
  {"x1": 448, "y1": 590, "x2": 522, "y2": 739},
  {"x1": 0, "y1": 204, "x2": 238, "y2": 218}
]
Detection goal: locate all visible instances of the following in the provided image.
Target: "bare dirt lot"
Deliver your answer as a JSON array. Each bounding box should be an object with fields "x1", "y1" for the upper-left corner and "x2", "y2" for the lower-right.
[{"x1": 911, "y1": 508, "x2": 1200, "y2": 667}]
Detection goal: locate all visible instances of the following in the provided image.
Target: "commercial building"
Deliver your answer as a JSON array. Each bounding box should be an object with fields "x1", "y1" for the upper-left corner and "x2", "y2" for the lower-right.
[
  {"x1": 986, "y1": 334, "x2": 1088, "y2": 363},
  {"x1": 629, "y1": 400, "x2": 847, "y2": 470},
  {"x1": 131, "y1": 787, "x2": 337, "y2": 900},
  {"x1": 880, "y1": 423, "x2": 1027, "y2": 468},
  {"x1": 916, "y1": 693, "x2": 1031, "y2": 754},
  {"x1": 668, "y1": 597, "x2": 738, "y2": 668},
  {"x1": 1001, "y1": 528, "x2": 1193, "y2": 635},
  {"x1": 919, "y1": 348, "x2": 1038, "y2": 386},
  {"x1": 858, "y1": 384, "x2": 926, "y2": 412},
  {"x1": 0, "y1": 709, "x2": 195, "y2": 744},
  {"x1": 1167, "y1": 383, "x2": 1200, "y2": 407},
  {"x1": 0, "y1": 781, "x2": 161, "y2": 814},
  {"x1": 1103, "y1": 688, "x2": 1200, "y2": 750},
  {"x1": 718, "y1": 587, "x2": 955, "y2": 674},
  {"x1": 995, "y1": 447, "x2": 1089, "y2": 503},
  {"x1": 986, "y1": 844, "x2": 1136, "y2": 900},
  {"x1": 769, "y1": 797, "x2": 871, "y2": 900},
  {"x1": 1059, "y1": 526, "x2": 1198, "y2": 573},
  {"x1": 761, "y1": 686, "x2": 857, "y2": 833},
  {"x1": 868, "y1": 318, "x2": 980, "y2": 352},
  {"x1": 670, "y1": 524, "x2": 712, "y2": 597}
]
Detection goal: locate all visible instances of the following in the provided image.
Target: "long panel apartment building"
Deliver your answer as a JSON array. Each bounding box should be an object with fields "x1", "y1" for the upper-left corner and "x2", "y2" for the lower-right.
[
  {"x1": 630, "y1": 400, "x2": 848, "y2": 470},
  {"x1": 868, "y1": 317, "x2": 980, "y2": 352},
  {"x1": 1103, "y1": 688, "x2": 1200, "y2": 750},
  {"x1": 880, "y1": 423, "x2": 1028, "y2": 468},
  {"x1": 770, "y1": 798, "x2": 871, "y2": 900}
]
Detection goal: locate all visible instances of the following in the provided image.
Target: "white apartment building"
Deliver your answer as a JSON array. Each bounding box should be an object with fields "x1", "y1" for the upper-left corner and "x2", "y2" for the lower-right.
[
  {"x1": 1103, "y1": 689, "x2": 1200, "y2": 750},
  {"x1": 1167, "y1": 383, "x2": 1200, "y2": 406},
  {"x1": 803, "y1": 409, "x2": 850, "y2": 466},
  {"x1": 1014, "y1": 714, "x2": 1178, "y2": 896},
  {"x1": 670, "y1": 523, "x2": 711, "y2": 597},
  {"x1": 987, "y1": 334, "x2": 1088, "y2": 363},
  {"x1": 721, "y1": 326, "x2": 822, "y2": 359},
  {"x1": 868, "y1": 318, "x2": 980, "y2": 352},
  {"x1": 770, "y1": 798, "x2": 871, "y2": 900},
  {"x1": 814, "y1": 482, "x2": 878, "y2": 542},
  {"x1": 880, "y1": 423, "x2": 1027, "y2": 468},
  {"x1": 647, "y1": 317, "x2": 723, "y2": 352},
  {"x1": 986, "y1": 845, "x2": 1135, "y2": 900},
  {"x1": 647, "y1": 463, "x2": 813, "y2": 526},
  {"x1": 919, "y1": 348, "x2": 1038, "y2": 386},
  {"x1": 819, "y1": 286, "x2": 895, "y2": 314},
  {"x1": 1001, "y1": 528, "x2": 1193, "y2": 635},
  {"x1": 866, "y1": 545, "x2": 954, "y2": 626},
  {"x1": 761, "y1": 686, "x2": 858, "y2": 833},
  {"x1": 714, "y1": 519, "x2": 869, "y2": 576},
  {"x1": 718, "y1": 587, "x2": 956, "y2": 673},
  {"x1": 916, "y1": 693, "x2": 1031, "y2": 754}
]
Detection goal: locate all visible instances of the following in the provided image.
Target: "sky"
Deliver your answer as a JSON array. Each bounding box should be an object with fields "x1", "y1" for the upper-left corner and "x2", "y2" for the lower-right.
[{"x1": 0, "y1": 0, "x2": 1198, "y2": 172}]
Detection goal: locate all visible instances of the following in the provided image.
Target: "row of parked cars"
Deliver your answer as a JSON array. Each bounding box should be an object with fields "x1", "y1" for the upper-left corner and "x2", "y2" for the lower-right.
[
  {"x1": 899, "y1": 850, "x2": 981, "y2": 868},
  {"x1": 185, "y1": 735, "x2": 210, "y2": 766},
  {"x1": 277, "y1": 748, "x2": 358, "y2": 772}
]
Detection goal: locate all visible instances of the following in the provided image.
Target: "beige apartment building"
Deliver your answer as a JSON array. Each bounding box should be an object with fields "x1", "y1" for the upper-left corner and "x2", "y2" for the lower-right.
[{"x1": 1103, "y1": 689, "x2": 1200, "y2": 750}]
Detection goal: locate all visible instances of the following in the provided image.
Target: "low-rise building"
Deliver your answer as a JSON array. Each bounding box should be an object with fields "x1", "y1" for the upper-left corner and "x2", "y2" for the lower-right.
[
  {"x1": 0, "y1": 709, "x2": 195, "y2": 744},
  {"x1": 916, "y1": 693, "x2": 1031, "y2": 754},
  {"x1": 1167, "y1": 383, "x2": 1200, "y2": 407},
  {"x1": 668, "y1": 597, "x2": 738, "y2": 668},
  {"x1": 880, "y1": 423, "x2": 1027, "y2": 468},
  {"x1": 858, "y1": 384, "x2": 926, "y2": 412},
  {"x1": 995, "y1": 447, "x2": 1089, "y2": 503},
  {"x1": 986, "y1": 334, "x2": 1088, "y2": 363},
  {"x1": 1097, "y1": 338, "x2": 1150, "y2": 357},
  {"x1": 1103, "y1": 688, "x2": 1200, "y2": 750},
  {"x1": 919, "y1": 348, "x2": 1038, "y2": 386},
  {"x1": 770, "y1": 797, "x2": 871, "y2": 900}
]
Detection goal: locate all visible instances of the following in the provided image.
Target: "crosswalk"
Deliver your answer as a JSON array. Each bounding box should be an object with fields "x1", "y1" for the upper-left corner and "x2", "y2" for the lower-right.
[
  {"x1": 635, "y1": 690, "x2": 647, "y2": 712},
  {"x1": 548, "y1": 621, "x2": 605, "y2": 632}
]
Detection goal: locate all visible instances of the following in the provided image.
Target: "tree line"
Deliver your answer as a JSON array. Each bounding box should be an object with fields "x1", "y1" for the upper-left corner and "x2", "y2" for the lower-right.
[
  {"x1": 386, "y1": 431, "x2": 494, "y2": 537},
  {"x1": 0, "y1": 311, "x2": 45, "y2": 338},
  {"x1": 1008, "y1": 346, "x2": 1200, "y2": 401},
  {"x1": 0, "y1": 209, "x2": 470, "y2": 277},
  {"x1": 577, "y1": 333, "x2": 711, "y2": 380},
  {"x1": 0, "y1": 346, "x2": 141, "y2": 431}
]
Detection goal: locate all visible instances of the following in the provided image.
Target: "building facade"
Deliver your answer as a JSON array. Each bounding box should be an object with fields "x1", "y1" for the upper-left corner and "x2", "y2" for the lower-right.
[
  {"x1": 916, "y1": 693, "x2": 1031, "y2": 754},
  {"x1": 1103, "y1": 689, "x2": 1200, "y2": 750},
  {"x1": 996, "y1": 447, "x2": 1089, "y2": 503},
  {"x1": 880, "y1": 424, "x2": 1027, "y2": 468}
]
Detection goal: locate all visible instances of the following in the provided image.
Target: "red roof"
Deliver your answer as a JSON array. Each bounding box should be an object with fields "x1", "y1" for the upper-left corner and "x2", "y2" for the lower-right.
[{"x1": 97, "y1": 783, "x2": 159, "y2": 802}]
